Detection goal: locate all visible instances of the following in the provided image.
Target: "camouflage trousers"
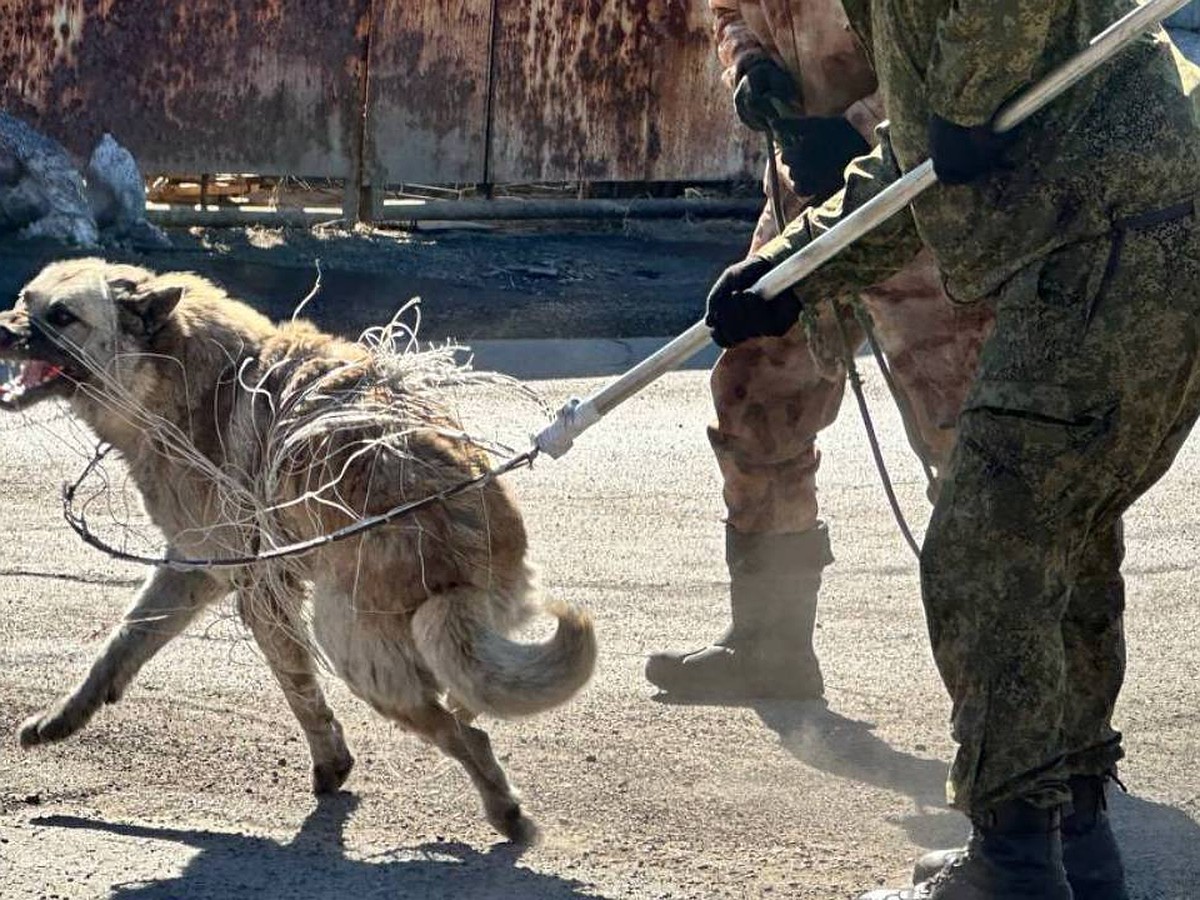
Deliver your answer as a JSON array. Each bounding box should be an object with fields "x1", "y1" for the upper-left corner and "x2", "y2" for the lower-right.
[
  {"x1": 923, "y1": 201, "x2": 1200, "y2": 814},
  {"x1": 710, "y1": 158, "x2": 994, "y2": 534}
]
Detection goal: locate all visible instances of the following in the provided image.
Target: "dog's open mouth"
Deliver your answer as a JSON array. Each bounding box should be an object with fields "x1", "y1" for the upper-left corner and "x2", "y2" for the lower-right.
[{"x1": 0, "y1": 360, "x2": 66, "y2": 408}]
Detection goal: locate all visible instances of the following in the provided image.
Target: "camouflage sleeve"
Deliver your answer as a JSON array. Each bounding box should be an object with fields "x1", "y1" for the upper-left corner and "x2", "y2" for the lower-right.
[
  {"x1": 755, "y1": 126, "x2": 923, "y2": 299},
  {"x1": 710, "y1": 0, "x2": 768, "y2": 86},
  {"x1": 926, "y1": 0, "x2": 1069, "y2": 126}
]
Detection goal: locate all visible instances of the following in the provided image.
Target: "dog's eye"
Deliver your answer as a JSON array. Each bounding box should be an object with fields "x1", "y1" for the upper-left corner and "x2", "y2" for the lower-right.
[{"x1": 44, "y1": 306, "x2": 78, "y2": 329}]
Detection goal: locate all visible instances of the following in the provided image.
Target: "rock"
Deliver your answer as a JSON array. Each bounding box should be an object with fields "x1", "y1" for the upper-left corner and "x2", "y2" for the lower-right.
[
  {"x1": 85, "y1": 133, "x2": 170, "y2": 248},
  {"x1": 0, "y1": 112, "x2": 97, "y2": 246},
  {"x1": 0, "y1": 117, "x2": 170, "y2": 249}
]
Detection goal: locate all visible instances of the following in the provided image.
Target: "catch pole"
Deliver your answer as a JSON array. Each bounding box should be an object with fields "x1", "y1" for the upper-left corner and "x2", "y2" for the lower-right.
[{"x1": 534, "y1": 0, "x2": 1190, "y2": 459}]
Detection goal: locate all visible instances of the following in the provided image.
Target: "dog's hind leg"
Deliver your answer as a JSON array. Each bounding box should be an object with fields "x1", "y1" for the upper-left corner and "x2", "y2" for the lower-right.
[
  {"x1": 20, "y1": 568, "x2": 227, "y2": 748},
  {"x1": 398, "y1": 701, "x2": 536, "y2": 844},
  {"x1": 238, "y1": 591, "x2": 354, "y2": 794}
]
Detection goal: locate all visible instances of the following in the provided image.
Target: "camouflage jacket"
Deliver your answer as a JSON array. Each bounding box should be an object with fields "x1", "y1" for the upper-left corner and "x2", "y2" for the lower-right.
[
  {"x1": 759, "y1": 0, "x2": 1200, "y2": 302},
  {"x1": 709, "y1": 0, "x2": 884, "y2": 140}
]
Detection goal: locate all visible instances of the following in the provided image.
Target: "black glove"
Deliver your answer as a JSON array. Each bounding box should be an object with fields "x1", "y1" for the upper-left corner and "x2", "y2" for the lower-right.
[
  {"x1": 733, "y1": 58, "x2": 798, "y2": 133},
  {"x1": 705, "y1": 256, "x2": 801, "y2": 349},
  {"x1": 928, "y1": 113, "x2": 1012, "y2": 185},
  {"x1": 776, "y1": 116, "x2": 870, "y2": 200}
]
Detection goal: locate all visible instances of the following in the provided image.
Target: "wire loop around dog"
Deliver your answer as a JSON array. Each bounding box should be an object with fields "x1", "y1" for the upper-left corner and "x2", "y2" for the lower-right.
[{"x1": 62, "y1": 441, "x2": 539, "y2": 571}]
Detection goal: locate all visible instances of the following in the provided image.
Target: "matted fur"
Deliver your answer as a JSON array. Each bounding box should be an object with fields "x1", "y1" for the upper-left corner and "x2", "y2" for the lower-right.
[{"x1": 0, "y1": 258, "x2": 597, "y2": 841}]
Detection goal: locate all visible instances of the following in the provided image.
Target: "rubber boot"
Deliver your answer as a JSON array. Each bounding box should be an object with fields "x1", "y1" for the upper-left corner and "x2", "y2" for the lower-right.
[
  {"x1": 912, "y1": 776, "x2": 1128, "y2": 899},
  {"x1": 860, "y1": 799, "x2": 1072, "y2": 899},
  {"x1": 644, "y1": 523, "x2": 833, "y2": 701}
]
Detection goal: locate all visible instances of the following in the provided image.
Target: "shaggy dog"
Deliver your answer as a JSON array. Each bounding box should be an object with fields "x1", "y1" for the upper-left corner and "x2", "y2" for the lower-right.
[{"x1": 0, "y1": 258, "x2": 596, "y2": 841}]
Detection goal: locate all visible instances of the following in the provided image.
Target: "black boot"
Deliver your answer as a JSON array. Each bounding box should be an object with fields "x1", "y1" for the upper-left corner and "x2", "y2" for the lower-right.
[
  {"x1": 861, "y1": 799, "x2": 1072, "y2": 899},
  {"x1": 1060, "y1": 776, "x2": 1128, "y2": 900},
  {"x1": 912, "y1": 776, "x2": 1127, "y2": 899},
  {"x1": 644, "y1": 524, "x2": 832, "y2": 702}
]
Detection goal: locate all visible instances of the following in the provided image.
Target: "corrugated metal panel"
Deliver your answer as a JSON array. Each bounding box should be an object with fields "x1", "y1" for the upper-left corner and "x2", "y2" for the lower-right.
[
  {"x1": 0, "y1": 0, "x2": 369, "y2": 177},
  {"x1": 367, "y1": 0, "x2": 492, "y2": 184},
  {"x1": 1167, "y1": 2, "x2": 1200, "y2": 30},
  {"x1": 1171, "y1": 25, "x2": 1200, "y2": 63}
]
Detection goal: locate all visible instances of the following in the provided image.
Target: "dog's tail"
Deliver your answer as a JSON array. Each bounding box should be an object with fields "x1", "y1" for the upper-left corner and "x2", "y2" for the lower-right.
[{"x1": 412, "y1": 586, "x2": 597, "y2": 719}]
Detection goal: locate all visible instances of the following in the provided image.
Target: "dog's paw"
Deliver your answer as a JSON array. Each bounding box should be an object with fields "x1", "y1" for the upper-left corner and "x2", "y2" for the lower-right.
[
  {"x1": 18, "y1": 711, "x2": 68, "y2": 748},
  {"x1": 312, "y1": 750, "x2": 355, "y2": 794},
  {"x1": 17, "y1": 715, "x2": 45, "y2": 748},
  {"x1": 490, "y1": 802, "x2": 540, "y2": 846},
  {"x1": 19, "y1": 701, "x2": 87, "y2": 748}
]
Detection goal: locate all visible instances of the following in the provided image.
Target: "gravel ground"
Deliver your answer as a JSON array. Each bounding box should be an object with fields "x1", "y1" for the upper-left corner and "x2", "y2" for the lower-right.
[{"x1": 0, "y1": 355, "x2": 1197, "y2": 899}]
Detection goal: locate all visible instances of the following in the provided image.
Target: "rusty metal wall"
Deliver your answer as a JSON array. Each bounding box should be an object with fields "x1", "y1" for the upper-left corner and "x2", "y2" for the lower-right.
[
  {"x1": 366, "y1": 0, "x2": 492, "y2": 185},
  {"x1": 488, "y1": 0, "x2": 759, "y2": 183},
  {"x1": 489, "y1": 0, "x2": 661, "y2": 182},
  {"x1": 1, "y1": 0, "x2": 762, "y2": 187},
  {"x1": 644, "y1": 0, "x2": 760, "y2": 181},
  {"x1": 0, "y1": 1, "x2": 371, "y2": 177}
]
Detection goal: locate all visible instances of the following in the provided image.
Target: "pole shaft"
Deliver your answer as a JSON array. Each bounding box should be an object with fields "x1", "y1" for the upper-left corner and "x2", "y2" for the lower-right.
[{"x1": 589, "y1": 321, "x2": 713, "y2": 417}]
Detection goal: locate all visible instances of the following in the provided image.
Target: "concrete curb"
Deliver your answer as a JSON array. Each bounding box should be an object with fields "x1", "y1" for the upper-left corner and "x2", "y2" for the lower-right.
[{"x1": 461, "y1": 336, "x2": 722, "y2": 380}]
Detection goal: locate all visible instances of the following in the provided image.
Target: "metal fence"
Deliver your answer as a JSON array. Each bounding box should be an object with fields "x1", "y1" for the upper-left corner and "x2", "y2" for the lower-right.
[{"x1": 0, "y1": 1, "x2": 763, "y2": 202}]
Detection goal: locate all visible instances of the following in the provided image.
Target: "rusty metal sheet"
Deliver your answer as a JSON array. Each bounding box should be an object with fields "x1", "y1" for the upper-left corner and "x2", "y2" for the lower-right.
[
  {"x1": 366, "y1": 0, "x2": 491, "y2": 185},
  {"x1": 0, "y1": 0, "x2": 370, "y2": 178},
  {"x1": 488, "y1": 0, "x2": 761, "y2": 183},
  {"x1": 643, "y1": 0, "x2": 764, "y2": 181},
  {"x1": 488, "y1": 0, "x2": 656, "y2": 182},
  {"x1": 1, "y1": 0, "x2": 760, "y2": 188}
]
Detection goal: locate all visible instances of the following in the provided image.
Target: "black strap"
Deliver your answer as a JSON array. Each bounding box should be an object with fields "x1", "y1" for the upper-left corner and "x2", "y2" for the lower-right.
[{"x1": 1112, "y1": 197, "x2": 1196, "y2": 232}]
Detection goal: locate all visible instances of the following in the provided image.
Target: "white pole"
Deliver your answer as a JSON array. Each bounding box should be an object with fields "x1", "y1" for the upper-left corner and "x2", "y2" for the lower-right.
[{"x1": 534, "y1": 0, "x2": 1190, "y2": 459}]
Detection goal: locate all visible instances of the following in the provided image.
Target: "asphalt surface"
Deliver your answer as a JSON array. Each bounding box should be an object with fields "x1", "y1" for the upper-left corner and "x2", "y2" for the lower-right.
[{"x1": 0, "y1": 347, "x2": 1197, "y2": 899}]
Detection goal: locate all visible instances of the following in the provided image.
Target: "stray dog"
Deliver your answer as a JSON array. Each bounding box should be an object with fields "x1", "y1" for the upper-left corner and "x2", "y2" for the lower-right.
[{"x1": 0, "y1": 258, "x2": 596, "y2": 841}]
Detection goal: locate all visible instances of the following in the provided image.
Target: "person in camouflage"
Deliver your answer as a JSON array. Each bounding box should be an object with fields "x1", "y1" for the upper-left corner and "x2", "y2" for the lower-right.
[
  {"x1": 644, "y1": 0, "x2": 994, "y2": 703},
  {"x1": 705, "y1": 2, "x2": 1200, "y2": 898}
]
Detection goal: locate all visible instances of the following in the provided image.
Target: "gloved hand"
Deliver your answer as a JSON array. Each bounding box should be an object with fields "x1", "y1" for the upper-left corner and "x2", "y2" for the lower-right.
[
  {"x1": 928, "y1": 113, "x2": 1012, "y2": 185},
  {"x1": 776, "y1": 116, "x2": 870, "y2": 200},
  {"x1": 705, "y1": 255, "x2": 802, "y2": 348},
  {"x1": 733, "y1": 58, "x2": 798, "y2": 133}
]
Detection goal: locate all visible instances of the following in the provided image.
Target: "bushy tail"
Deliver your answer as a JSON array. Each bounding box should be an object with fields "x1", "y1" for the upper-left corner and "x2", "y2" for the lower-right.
[{"x1": 412, "y1": 587, "x2": 597, "y2": 719}]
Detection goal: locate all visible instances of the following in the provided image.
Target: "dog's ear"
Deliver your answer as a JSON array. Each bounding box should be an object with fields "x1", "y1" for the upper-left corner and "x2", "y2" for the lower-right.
[
  {"x1": 114, "y1": 282, "x2": 183, "y2": 336},
  {"x1": 107, "y1": 278, "x2": 140, "y2": 297}
]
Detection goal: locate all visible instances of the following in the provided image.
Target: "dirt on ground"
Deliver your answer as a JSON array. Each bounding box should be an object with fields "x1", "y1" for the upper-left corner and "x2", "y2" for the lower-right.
[{"x1": 0, "y1": 218, "x2": 751, "y2": 344}]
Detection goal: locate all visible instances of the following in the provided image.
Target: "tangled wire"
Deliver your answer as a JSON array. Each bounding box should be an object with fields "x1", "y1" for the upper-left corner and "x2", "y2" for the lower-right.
[{"x1": 11, "y1": 300, "x2": 549, "y2": 578}]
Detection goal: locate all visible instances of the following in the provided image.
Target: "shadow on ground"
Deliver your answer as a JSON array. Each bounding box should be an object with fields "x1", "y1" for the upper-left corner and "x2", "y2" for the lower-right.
[
  {"x1": 754, "y1": 703, "x2": 1200, "y2": 899},
  {"x1": 33, "y1": 793, "x2": 607, "y2": 900},
  {"x1": 1110, "y1": 789, "x2": 1200, "y2": 900},
  {"x1": 755, "y1": 702, "x2": 961, "y2": 850}
]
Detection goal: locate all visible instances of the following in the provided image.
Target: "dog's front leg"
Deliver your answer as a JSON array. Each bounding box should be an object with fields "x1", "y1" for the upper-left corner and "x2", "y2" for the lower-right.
[{"x1": 19, "y1": 567, "x2": 227, "y2": 748}]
